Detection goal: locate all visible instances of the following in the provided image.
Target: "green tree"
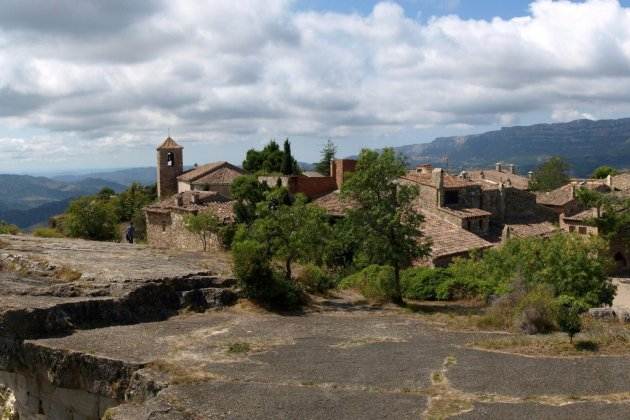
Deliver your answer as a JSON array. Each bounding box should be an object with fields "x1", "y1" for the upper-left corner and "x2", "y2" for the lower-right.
[
  {"x1": 230, "y1": 175, "x2": 269, "y2": 224},
  {"x1": 341, "y1": 148, "x2": 430, "y2": 304},
  {"x1": 184, "y1": 211, "x2": 221, "y2": 251},
  {"x1": 529, "y1": 157, "x2": 571, "y2": 192},
  {"x1": 116, "y1": 182, "x2": 156, "y2": 222},
  {"x1": 247, "y1": 194, "x2": 331, "y2": 281},
  {"x1": 64, "y1": 196, "x2": 119, "y2": 241},
  {"x1": 556, "y1": 295, "x2": 586, "y2": 343},
  {"x1": 591, "y1": 165, "x2": 618, "y2": 179},
  {"x1": 281, "y1": 139, "x2": 298, "y2": 175},
  {"x1": 315, "y1": 139, "x2": 337, "y2": 176},
  {"x1": 577, "y1": 188, "x2": 630, "y2": 240}
]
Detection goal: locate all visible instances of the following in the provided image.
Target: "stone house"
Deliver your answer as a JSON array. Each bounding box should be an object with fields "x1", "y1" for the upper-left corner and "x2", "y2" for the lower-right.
[
  {"x1": 145, "y1": 191, "x2": 235, "y2": 251},
  {"x1": 147, "y1": 137, "x2": 242, "y2": 251},
  {"x1": 177, "y1": 162, "x2": 244, "y2": 198},
  {"x1": 314, "y1": 163, "x2": 554, "y2": 267},
  {"x1": 467, "y1": 162, "x2": 531, "y2": 191},
  {"x1": 559, "y1": 207, "x2": 630, "y2": 274}
]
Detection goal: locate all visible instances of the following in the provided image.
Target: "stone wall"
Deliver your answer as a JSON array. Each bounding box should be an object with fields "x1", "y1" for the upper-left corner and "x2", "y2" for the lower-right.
[
  {"x1": 258, "y1": 175, "x2": 337, "y2": 199},
  {"x1": 146, "y1": 210, "x2": 221, "y2": 252}
]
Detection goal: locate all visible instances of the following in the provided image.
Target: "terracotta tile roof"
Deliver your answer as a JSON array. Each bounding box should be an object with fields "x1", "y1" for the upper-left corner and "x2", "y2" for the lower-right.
[
  {"x1": 177, "y1": 162, "x2": 243, "y2": 183},
  {"x1": 402, "y1": 171, "x2": 477, "y2": 189},
  {"x1": 563, "y1": 208, "x2": 598, "y2": 222},
  {"x1": 420, "y1": 211, "x2": 493, "y2": 258},
  {"x1": 505, "y1": 222, "x2": 558, "y2": 238},
  {"x1": 157, "y1": 136, "x2": 183, "y2": 150},
  {"x1": 145, "y1": 191, "x2": 235, "y2": 221},
  {"x1": 440, "y1": 207, "x2": 492, "y2": 219},
  {"x1": 312, "y1": 190, "x2": 356, "y2": 217},
  {"x1": 467, "y1": 170, "x2": 530, "y2": 190},
  {"x1": 612, "y1": 173, "x2": 630, "y2": 191},
  {"x1": 536, "y1": 184, "x2": 575, "y2": 206},
  {"x1": 191, "y1": 166, "x2": 244, "y2": 185}
]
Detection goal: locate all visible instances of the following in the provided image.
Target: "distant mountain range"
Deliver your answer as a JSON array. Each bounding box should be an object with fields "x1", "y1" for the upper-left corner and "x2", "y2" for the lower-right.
[
  {"x1": 53, "y1": 167, "x2": 157, "y2": 186},
  {"x1": 0, "y1": 175, "x2": 126, "y2": 228},
  {"x1": 391, "y1": 118, "x2": 630, "y2": 177}
]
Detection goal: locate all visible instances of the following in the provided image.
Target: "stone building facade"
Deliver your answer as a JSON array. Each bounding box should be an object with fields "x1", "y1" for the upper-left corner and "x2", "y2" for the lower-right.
[{"x1": 145, "y1": 191, "x2": 234, "y2": 251}]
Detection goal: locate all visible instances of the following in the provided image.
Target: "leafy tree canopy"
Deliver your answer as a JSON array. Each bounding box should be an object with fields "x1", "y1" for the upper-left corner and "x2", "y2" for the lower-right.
[
  {"x1": 243, "y1": 193, "x2": 331, "y2": 281},
  {"x1": 591, "y1": 165, "x2": 619, "y2": 179},
  {"x1": 243, "y1": 139, "x2": 300, "y2": 175},
  {"x1": 341, "y1": 148, "x2": 429, "y2": 303},
  {"x1": 530, "y1": 156, "x2": 571, "y2": 192}
]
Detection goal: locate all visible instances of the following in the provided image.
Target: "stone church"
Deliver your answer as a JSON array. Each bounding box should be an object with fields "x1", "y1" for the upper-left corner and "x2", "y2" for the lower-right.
[{"x1": 145, "y1": 137, "x2": 243, "y2": 250}]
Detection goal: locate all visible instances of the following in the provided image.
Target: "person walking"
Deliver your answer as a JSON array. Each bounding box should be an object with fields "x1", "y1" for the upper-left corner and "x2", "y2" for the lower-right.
[{"x1": 125, "y1": 222, "x2": 136, "y2": 244}]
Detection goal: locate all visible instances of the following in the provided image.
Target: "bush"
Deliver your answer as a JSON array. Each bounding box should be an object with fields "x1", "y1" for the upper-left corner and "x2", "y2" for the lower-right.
[
  {"x1": 479, "y1": 282, "x2": 557, "y2": 334},
  {"x1": 32, "y1": 227, "x2": 64, "y2": 238},
  {"x1": 400, "y1": 267, "x2": 450, "y2": 300},
  {"x1": 297, "y1": 264, "x2": 334, "y2": 293},
  {"x1": 0, "y1": 221, "x2": 19, "y2": 235},
  {"x1": 339, "y1": 265, "x2": 397, "y2": 302},
  {"x1": 232, "y1": 240, "x2": 302, "y2": 309},
  {"x1": 514, "y1": 285, "x2": 558, "y2": 334},
  {"x1": 556, "y1": 295, "x2": 587, "y2": 343}
]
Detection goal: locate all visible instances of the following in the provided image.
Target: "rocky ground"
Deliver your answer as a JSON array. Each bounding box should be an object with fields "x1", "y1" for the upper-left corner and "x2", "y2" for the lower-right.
[{"x1": 0, "y1": 235, "x2": 628, "y2": 419}]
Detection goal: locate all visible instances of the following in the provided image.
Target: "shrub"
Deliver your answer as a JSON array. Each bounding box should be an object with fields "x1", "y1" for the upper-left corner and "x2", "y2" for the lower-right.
[
  {"x1": 556, "y1": 295, "x2": 587, "y2": 343},
  {"x1": 232, "y1": 240, "x2": 302, "y2": 309},
  {"x1": 0, "y1": 221, "x2": 19, "y2": 235},
  {"x1": 32, "y1": 227, "x2": 64, "y2": 238},
  {"x1": 479, "y1": 281, "x2": 557, "y2": 334},
  {"x1": 400, "y1": 267, "x2": 450, "y2": 300},
  {"x1": 339, "y1": 265, "x2": 397, "y2": 302},
  {"x1": 297, "y1": 264, "x2": 334, "y2": 293},
  {"x1": 514, "y1": 285, "x2": 558, "y2": 334}
]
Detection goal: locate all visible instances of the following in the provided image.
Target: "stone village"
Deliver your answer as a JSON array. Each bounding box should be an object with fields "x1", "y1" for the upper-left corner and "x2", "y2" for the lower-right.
[{"x1": 145, "y1": 136, "x2": 630, "y2": 273}]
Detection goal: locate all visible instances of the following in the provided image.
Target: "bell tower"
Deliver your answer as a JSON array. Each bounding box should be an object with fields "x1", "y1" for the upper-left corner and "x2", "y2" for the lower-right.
[{"x1": 156, "y1": 136, "x2": 184, "y2": 199}]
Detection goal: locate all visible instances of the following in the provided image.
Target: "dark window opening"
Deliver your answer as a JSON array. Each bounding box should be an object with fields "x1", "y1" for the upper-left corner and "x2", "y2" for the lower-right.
[
  {"x1": 167, "y1": 152, "x2": 175, "y2": 167},
  {"x1": 578, "y1": 226, "x2": 587, "y2": 235},
  {"x1": 444, "y1": 190, "x2": 459, "y2": 206},
  {"x1": 614, "y1": 252, "x2": 627, "y2": 268},
  {"x1": 162, "y1": 222, "x2": 167, "y2": 232},
  {"x1": 569, "y1": 226, "x2": 576, "y2": 233}
]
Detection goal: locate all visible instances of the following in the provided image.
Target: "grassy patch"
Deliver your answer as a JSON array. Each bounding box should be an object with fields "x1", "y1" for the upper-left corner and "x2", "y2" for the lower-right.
[
  {"x1": 55, "y1": 266, "x2": 82, "y2": 282},
  {"x1": 146, "y1": 360, "x2": 219, "y2": 385},
  {"x1": 227, "y1": 342, "x2": 251, "y2": 354},
  {"x1": 405, "y1": 300, "x2": 488, "y2": 331},
  {"x1": 469, "y1": 318, "x2": 630, "y2": 356}
]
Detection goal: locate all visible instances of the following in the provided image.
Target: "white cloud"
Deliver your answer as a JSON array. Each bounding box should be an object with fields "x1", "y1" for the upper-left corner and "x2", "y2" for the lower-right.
[{"x1": 1, "y1": 0, "x2": 630, "y2": 169}]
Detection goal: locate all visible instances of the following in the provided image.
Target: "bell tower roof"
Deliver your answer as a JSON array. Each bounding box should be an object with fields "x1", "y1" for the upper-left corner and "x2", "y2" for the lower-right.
[{"x1": 157, "y1": 136, "x2": 183, "y2": 150}]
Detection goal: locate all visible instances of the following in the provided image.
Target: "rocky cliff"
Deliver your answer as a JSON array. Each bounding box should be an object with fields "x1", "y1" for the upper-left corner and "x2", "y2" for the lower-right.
[
  {"x1": 0, "y1": 236, "x2": 236, "y2": 419},
  {"x1": 394, "y1": 118, "x2": 630, "y2": 176}
]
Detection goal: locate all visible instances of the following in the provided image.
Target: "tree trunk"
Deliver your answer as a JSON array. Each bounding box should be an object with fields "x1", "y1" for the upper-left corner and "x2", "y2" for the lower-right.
[
  {"x1": 392, "y1": 263, "x2": 404, "y2": 306},
  {"x1": 285, "y1": 257, "x2": 292, "y2": 281}
]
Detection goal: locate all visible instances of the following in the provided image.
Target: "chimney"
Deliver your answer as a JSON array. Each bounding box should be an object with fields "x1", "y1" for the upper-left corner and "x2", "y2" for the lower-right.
[
  {"x1": 417, "y1": 164, "x2": 433, "y2": 174},
  {"x1": 479, "y1": 170, "x2": 485, "y2": 180},
  {"x1": 459, "y1": 171, "x2": 468, "y2": 180},
  {"x1": 528, "y1": 171, "x2": 534, "y2": 180},
  {"x1": 495, "y1": 162, "x2": 503, "y2": 172},
  {"x1": 570, "y1": 184, "x2": 576, "y2": 198},
  {"x1": 432, "y1": 168, "x2": 444, "y2": 189},
  {"x1": 191, "y1": 192, "x2": 200, "y2": 204},
  {"x1": 332, "y1": 159, "x2": 357, "y2": 189},
  {"x1": 176, "y1": 195, "x2": 184, "y2": 207},
  {"x1": 606, "y1": 174, "x2": 613, "y2": 188},
  {"x1": 506, "y1": 164, "x2": 516, "y2": 175}
]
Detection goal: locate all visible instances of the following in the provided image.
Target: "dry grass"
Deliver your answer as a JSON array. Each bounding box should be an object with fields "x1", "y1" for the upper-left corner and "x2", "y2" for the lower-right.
[
  {"x1": 146, "y1": 359, "x2": 221, "y2": 385},
  {"x1": 470, "y1": 318, "x2": 630, "y2": 357},
  {"x1": 54, "y1": 266, "x2": 83, "y2": 282},
  {"x1": 405, "y1": 300, "x2": 489, "y2": 332}
]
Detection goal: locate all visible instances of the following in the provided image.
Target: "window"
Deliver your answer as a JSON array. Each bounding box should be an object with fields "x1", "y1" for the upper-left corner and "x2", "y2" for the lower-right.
[
  {"x1": 578, "y1": 226, "x2": 587, "y2": 235},
  {"x1": 162, "y1": 222, "x2": 167, "y2": 232},
  {"x1": 167, "y1": 152, "x2": 175, "y2": 167},
  {"x1": 444, "y1": 190, "x2": 459, "y2": 205},
  {"x1": 569, "y1": 226, "x2": 576, "y2": 233}
]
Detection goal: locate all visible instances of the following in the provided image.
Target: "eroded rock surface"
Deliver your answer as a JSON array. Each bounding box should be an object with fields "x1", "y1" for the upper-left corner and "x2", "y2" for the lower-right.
[{"x1": 0, "y1": 235, "x2": 629, "y2": 419}]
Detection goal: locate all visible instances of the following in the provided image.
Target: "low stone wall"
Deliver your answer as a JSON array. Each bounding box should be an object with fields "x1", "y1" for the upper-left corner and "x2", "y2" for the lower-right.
[{"x1": 146, "y1": 210, "x2": 221, "y2": 252}]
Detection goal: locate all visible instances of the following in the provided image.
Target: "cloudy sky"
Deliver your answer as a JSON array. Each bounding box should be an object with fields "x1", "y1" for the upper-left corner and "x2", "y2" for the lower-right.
[{"x1": 2, "y1": 0, "x2": 630, "y2": 174}]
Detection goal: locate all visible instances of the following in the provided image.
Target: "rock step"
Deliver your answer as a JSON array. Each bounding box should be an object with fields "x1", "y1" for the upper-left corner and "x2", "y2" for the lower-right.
[{"x1": 179, "y1": 288, "x2": 238, "y2": 312}]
